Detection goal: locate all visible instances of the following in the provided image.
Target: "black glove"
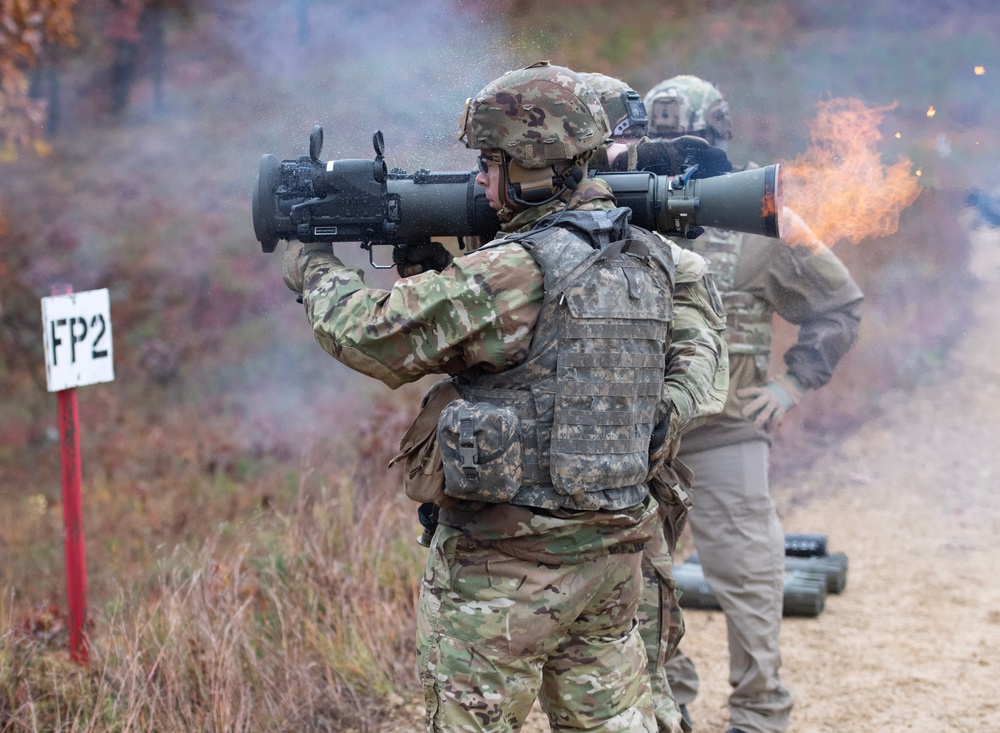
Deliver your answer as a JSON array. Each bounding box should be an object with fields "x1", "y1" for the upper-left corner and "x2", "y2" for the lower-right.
[
  {"x1": 416, "y1": 502, "x2": 439, "y2": 547},
  {"x1": 393, "y1": 241, "x2": 453, "y2": 278},
  {"x1": 635, "y1": 135, "x2": 733, "y2": 179},
  {"x1": 648, "y1": 401, "x2": 682, "y2": 475}
]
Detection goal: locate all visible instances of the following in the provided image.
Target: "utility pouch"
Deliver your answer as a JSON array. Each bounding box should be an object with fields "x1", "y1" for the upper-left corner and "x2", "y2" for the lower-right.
[
  {"x1": 437, "y1": 400, "x2": 523, "y2": 503},
  {"x1": 388, "y1": 379, "x2": 461, "y2": 505},
  {"x1": 648, "y1": 458, "x2": 695, "y2": 552}
]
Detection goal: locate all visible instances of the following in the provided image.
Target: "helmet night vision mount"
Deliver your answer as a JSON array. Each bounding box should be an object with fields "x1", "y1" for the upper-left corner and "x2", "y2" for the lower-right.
[{"x1": 252, "y1": 126, "x2": 782, "y2": 266}]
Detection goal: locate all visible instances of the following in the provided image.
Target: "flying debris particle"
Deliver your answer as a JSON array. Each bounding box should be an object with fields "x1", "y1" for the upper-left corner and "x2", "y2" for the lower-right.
[
  {"x1": 975, "y1": 66, "x2": 985, "y2": 76},
  {"x1": 926, "y1": 106, "x2": 936, "y2": 118},
  {"x1": 915, "y1": 169, "x2": 923, "y2": 176},
  {"x1": 895, "y1": 132, "x2": 902, "y2": 138}
]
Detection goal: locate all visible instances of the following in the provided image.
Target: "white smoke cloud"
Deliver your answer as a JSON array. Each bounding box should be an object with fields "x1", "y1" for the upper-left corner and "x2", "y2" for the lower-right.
[{"x1": 217, "y1": 0, "x2": 527, "y2": 168}]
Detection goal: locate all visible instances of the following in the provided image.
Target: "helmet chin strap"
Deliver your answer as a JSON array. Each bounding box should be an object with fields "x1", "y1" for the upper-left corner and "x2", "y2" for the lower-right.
[
  {"x1": 480, "y1": 153, "x2": 592, "y2": 243},
  {"x1": 495, "y1": 160, "x2": 519, "y2": 223}
]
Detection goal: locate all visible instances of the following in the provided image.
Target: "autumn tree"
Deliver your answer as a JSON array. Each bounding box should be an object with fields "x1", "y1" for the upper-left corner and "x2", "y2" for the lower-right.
[{"x1": 0, "y1": 0, "x2": 78, "y2": 160}]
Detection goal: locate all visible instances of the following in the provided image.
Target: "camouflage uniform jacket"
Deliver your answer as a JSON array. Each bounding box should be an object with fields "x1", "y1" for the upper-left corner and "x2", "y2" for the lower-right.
[
  {"x1": 300, "y1": 177, "x2": 725, "y2": 551},
  {"x1": 679, "y1": 228, "x2": 863, "y2": 454},
  {"x1": 300, "y1": 177, "x2": 727, "y2": 430}
]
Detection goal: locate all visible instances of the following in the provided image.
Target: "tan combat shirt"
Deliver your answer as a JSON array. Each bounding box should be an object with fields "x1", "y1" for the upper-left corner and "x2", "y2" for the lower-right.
[{"x1": 679, "y1": 230, "x2": 863, "y2": 454}]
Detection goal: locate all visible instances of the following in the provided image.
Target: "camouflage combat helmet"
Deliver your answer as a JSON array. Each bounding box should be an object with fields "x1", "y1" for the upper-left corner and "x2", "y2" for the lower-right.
[
  {"x1": 579, "y1": 72, "x2": 649, "y2": 140},
  {"x1": 643, "y1": 75, "x2": 733, "y2": 143},
  {"x1": 459, "y1": 61, "x2": 611, "y2": 168}
]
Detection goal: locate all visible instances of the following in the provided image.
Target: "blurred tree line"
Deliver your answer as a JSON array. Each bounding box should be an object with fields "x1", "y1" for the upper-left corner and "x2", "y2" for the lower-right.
[
  {"x1": 0, "y1": 0, "x2": 201, "y2": 158},
  {"x1": 0, "y1": 0, "x2": 77, "y2": 158}
]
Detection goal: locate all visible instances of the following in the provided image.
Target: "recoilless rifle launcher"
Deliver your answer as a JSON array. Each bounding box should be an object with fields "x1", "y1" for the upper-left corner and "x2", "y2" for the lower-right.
[{"x1": 252, "y1": 126, "x2": 783, "y2": 265}]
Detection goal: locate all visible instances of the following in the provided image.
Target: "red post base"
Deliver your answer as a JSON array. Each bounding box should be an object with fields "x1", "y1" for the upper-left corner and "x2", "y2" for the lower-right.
[{"x1": 57, "y1": 387, "x2": 88, "y2": 665}]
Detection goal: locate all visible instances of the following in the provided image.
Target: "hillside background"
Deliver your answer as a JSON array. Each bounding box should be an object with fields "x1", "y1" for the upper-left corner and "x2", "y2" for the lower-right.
[{"x1": 1, "y1": 0, "x2": 998, "y2": 729}]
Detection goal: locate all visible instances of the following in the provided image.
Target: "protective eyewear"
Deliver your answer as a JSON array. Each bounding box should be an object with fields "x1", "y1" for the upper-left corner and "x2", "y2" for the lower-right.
[{"x1": 476, "y1": 152, "x2": 501, "y2": 175}]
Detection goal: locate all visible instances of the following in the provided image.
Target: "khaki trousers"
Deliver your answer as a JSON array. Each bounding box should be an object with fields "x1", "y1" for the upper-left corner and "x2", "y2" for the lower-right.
[{"x1": 665, "y1": 440, "x2": 793, "y2": 733}]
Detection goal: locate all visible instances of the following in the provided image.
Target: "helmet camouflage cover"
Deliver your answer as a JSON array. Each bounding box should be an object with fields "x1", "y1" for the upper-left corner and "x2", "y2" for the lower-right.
[
  {"x1": 643, "y1": 74, "x2": 733, "y2": 141},
  {"x1": 459, "y1": 61, "x2": 611, "y2": 168},
  {"x1": 579, "y1": 72, "x2": 649, "y2": 139}
]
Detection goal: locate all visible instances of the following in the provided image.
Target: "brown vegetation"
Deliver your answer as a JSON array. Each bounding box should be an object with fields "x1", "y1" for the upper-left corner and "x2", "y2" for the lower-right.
[
  {"x1": 1, "y1": 0, "x2": 998, "y2": 729},
  {"x1": 0, "y1": 0, "x2": 77, "y2": 158},
  {"x1": 2, "y1": 451, "x2": 425, "y2": 730}
]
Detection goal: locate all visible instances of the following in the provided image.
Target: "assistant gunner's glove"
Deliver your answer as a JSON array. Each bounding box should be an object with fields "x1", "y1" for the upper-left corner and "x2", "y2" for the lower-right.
[
  {"x1": 392, "y1": 241, "x2": 453, "y2": 278},
  {"x1": 737, "y1": 374, "x2": 803, "y2": 431},
  {"x1": 633, "y1": 135, "x2": 733, "y2": 179},
  {"x1": 281, "y1": 241, "x2": 334, "y2": 296}
]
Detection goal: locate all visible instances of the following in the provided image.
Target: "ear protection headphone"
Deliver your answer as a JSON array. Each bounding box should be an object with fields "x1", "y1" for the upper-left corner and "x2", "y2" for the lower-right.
[{"x1": 504, "y1": 155, "x2": 584, "y2": 207}]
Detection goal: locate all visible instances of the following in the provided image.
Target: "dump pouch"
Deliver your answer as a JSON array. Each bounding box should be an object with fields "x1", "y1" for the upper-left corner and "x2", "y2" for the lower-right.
[
  {"x1": 438, "y1": 399, "x2": 523, "y2": 503},
  {"x1": 388, "y1": 379, "x2": 461, "y2": 505}
]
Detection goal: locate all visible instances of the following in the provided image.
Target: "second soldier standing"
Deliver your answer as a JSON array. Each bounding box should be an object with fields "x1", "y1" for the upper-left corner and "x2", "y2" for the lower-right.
[
  {"x1": 582, "y1": 70, "x2": 731, "y2": 733},
  {"x1": 646, "y1": 75, "x2": 863, "y2": 733}
]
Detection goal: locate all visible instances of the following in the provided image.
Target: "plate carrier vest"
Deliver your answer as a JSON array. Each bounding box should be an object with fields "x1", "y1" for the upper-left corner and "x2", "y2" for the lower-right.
[
  {"x1": 688, "y1": 229, "x2": 772, "y2": 360},
  {"x1": 454, "y1": 225, "x2": 676, "y2": 512}
]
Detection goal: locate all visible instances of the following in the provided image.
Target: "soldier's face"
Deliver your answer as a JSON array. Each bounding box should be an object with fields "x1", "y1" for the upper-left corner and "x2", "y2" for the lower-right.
[{"x1": 475, "y1": 150, "x2": 502, "y2": 211}]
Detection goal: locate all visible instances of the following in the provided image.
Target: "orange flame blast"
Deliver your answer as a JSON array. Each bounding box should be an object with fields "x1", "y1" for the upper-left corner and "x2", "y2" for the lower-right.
[{"x1": 781, "y1": 98, "x2": 922, "y2": 251}]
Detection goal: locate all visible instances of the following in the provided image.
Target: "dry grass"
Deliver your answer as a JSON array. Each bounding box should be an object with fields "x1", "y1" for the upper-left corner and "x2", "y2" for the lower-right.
[
  {"x1": 2, "y1": 1, "x2": 998, "y2": 729},
  {"x1": 1, "y1": 438, "x2": 426, "y2": 732}
]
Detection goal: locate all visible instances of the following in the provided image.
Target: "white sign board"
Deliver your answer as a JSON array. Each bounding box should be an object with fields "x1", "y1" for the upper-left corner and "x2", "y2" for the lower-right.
[{"x1": 41, "y1": 289, "x2": 115, "y2": 392}]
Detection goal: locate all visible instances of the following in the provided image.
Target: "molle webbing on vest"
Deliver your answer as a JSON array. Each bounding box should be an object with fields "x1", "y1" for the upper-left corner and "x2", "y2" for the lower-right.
[
  {"x1": 688, "y1": 228, "x2": 742, "y2": 290},
  {"x1": 551, "y1": 237, "x2": 671, "y2": 502},
  {"x1": 688, "y1": 229, "x2": 772, "y2": 356},
  {"x1": 721, "y1": 290, "x2": 772, "y2": 356},
  {"x1": 457, "y1": 227, "x2": 674, "y2": 512}
]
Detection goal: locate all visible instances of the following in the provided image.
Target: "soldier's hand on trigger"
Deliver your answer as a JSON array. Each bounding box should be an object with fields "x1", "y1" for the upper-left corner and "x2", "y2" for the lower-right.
[
  {"x1": 635, "y1": 135, "x2": 733, "y2": 179},
  {"x1": 281, "y1": 241, "x2": 333, "y2": 296},
  {"x1": 393, "y1": 241, "x2": 454, "y2": 278},
  {"x1": 737, "y1": 374, "x2": 803, "y2": 431},
  {"x1": 281, "y1": 241, "x2": 305, "y2": 295}
]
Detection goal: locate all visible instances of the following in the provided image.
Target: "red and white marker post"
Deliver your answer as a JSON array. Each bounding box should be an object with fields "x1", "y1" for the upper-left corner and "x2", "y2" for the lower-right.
[{"x1": 41, "y1": 286, "x2": 115, "y2": 664}]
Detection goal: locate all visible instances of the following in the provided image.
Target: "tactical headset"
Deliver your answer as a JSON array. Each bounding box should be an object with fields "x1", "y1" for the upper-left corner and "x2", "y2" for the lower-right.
[{"x1": 479, "y1": 150, "x2": 585, "y2": 208}]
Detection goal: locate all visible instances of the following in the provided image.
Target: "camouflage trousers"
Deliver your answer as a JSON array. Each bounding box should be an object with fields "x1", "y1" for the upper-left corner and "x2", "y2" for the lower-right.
[
  {"x1": 634, "y1": 462, "x2": 695, "y2": 733},
  {"x1": 417, "y1": 523, "x2": 657, "y2": 732},
  {"x1": 636, "y1": 509, "x2": 688, "y2": 733}
]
